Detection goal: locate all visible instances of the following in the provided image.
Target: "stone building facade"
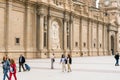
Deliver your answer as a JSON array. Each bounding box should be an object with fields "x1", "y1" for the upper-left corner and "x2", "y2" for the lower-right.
[{"x1": 0, "y1": 0, "x2": 120, "y2": 59}]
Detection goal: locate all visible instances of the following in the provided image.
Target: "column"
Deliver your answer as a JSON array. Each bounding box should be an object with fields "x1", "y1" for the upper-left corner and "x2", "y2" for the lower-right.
[
  {"x1": 47, "y1": 15, "x2": 52, "y2": 58},
  {"x1": 39, "y1": 14, "x2": 44, "y2": 50},
  {"x1": 104, "y1": 25, "x2": 108, "y2": 55},
  {"x1": 5, "y1": 0, "x2": 12, "y2": 54},
  {"x1": 102, "y1": 24, "x2": 105, "y2": 55},
  {"x1": 69, "y1": 13, "x2": 73, "y2": 55},
  {"x1": 107, "y1": 25, "x2": 110, "y2": 55},
  {"x1": 24, "y1": 2, "x2": 37, "y2": 58},
  {"x1": 87, "y1": 19, "x2": 90, "y2": 56},
  {"x1": 79, "y1": 17, "x2": 82, "y2": 56},
  {"x1": 97, "y1": 22, "x2": 99, "y2": 56},
  {"x1": 63, "y1": 19, "x2": 67, "y2": 52},
  {"x1": 115, "y1": 31, "x2": 118, "y2": 52},
  {"x1": 91, "y1": 21, "x2": 93, "y2": 56}
]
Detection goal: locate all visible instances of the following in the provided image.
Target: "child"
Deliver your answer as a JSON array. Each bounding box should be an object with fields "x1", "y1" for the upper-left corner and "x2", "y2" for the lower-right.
[{"x1": 9, "y1": 59, "x2": 17, "y2": 80}]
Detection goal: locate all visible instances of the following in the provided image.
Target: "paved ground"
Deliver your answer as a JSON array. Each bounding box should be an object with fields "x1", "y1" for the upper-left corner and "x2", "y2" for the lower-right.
[{"x1": 0, "y1": 56, "x2": 120, "y2": 80}]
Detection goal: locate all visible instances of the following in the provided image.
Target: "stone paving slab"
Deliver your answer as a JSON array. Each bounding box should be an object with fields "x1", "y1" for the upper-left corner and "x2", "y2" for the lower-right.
[{"x1": 0, "y1": 56, "x2": 120, "y2": 80}]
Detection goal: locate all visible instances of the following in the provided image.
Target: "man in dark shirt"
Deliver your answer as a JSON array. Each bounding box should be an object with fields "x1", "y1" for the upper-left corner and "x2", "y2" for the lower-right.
[
  {"x1": 19, "y1": 54, "x2": 26, "y2": 72},
  {"x1": 114, "y1": 51, "x2": 119, "y2": 66}
]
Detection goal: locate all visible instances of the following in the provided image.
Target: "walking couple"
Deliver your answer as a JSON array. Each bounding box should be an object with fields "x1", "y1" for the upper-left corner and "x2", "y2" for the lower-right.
[
  {"x1": 60, "y1": 53, "x2": 72, "y2": 72},
  {"x1": 2, "y1": 56, "x2": 17, "y2": 80}
]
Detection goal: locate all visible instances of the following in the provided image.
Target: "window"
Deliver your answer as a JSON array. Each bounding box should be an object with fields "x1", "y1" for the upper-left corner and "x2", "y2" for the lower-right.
[
  {"x1": 83, "y1": 42, "x2": 86, "y2": 47},
  {"x1": 44, "y1": 16, "x2": 47, "y2": 27},
  {"x1": 100, "y1": 44, "x2": 102, "y2": 48},
  {"x1": 16, "y1": 38, "x2": 20, "y2": 44},
  {"x1": 67, "y1": 35, "x2": 70, "y2": 48},
  {"x1": 94, "y1": 43, "x2": 96, "y2": 48},
  {"x1": 44, "y1": 32, "x2": 47, "y2": 48},
  {"x1": 104, "y1": 12, "x2": 108, "y2": 16},
  {"x1": 75, "y1": 42, "x2": 78, "y2": 47}
]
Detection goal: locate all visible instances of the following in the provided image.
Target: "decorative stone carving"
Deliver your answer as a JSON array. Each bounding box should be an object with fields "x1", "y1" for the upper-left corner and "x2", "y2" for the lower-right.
[
  {"x1": 50, "y1": 21, "x2": 61, "y2": 49},
  {"x1": 37, "y1": 7, "x2": 45, "y2": 15},
  {"x1": 13, "y1": 0, "x2": 26, "y2": 2}
]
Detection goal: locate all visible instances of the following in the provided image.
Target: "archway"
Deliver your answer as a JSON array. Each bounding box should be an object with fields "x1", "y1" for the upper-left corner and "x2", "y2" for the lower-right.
[{"x1": 111, "y1": 36, "x2": 114, "y2": 55}]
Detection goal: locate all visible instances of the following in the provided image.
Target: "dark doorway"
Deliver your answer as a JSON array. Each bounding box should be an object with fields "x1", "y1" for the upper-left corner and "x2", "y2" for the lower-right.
[{"x1": 111, "y1": 36, "x2": 114, "y2": 55}]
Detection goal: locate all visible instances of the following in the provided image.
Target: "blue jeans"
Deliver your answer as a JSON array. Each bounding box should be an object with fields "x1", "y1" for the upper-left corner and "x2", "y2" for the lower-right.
[
  {"x1": 3, "y1": 69, "x2": 9, "y2": 80},
  {"x1": 115, "y1": 59, "x2": 119, "y2": 65}
]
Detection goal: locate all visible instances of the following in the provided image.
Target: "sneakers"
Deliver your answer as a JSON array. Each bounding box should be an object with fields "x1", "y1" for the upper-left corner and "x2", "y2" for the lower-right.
[{"x1": 115, "y1": 64, "x2": 119, "y2": 66}]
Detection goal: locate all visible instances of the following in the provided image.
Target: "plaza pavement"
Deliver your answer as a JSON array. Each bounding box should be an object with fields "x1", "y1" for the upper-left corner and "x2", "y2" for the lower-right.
[{"x1": 0, "y1": 56, "x2": 120, "y2": 80}]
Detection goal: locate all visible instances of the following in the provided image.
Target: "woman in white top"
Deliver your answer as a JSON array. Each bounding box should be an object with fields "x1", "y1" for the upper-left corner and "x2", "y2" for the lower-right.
[{"x1": 60, "y1": 54, "x2": 67, "y2": 72}]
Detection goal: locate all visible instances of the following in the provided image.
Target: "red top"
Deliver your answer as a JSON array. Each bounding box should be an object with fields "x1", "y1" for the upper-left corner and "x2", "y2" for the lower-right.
[{"x1": 10, "y1": 63, "x2": 16, "y2": 73}]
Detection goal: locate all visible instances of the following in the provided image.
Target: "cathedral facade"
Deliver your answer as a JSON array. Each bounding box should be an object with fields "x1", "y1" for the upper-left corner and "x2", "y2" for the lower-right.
[{"x1": 0, "y1": 0, "x2": 120, "y2": 59}]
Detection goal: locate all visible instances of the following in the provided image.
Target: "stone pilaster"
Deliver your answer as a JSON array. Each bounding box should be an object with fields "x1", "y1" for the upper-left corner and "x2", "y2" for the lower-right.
[
  {"x1": 69, "y1": 13, "x2": 73, "y2": 55},
  {"x1": 104, "y1": 25, "x2": 108, "y2": 55},
  {"x1": 107, "y1": 25, "x2": 110, "y2": 55},
  {"x1": 97, "y1": 22, "x2": 99, "y2": 56},
  {"x1": 115, "y1": 31, "x2": 118, "y2": 52},
  {"x1": 24, "y1": 3, "x2": 36, "y2": 58},
  {"x1": 79, "y1": 17, "x2": 82, "y2": 56},
  {"x1": 91, "y1": 21, "x2": 94, "y2": 55},
  {"x1": 87, "y1": 19, "x2": 90, "y2": 56},
  {"x1": 47, "y1": 14, "x2": 52, "y2": 58},
  {"x1": 39, "y1": 15, "x2": 44, "y2": 50},
  {"x1": 63, "y1": 19, "x2": 67, "y2": 52},
  {"x1": 5, "y1": 0, "x2": 12, "y2": 54},
  {"x1": 102, "y1": 24, "x2": 105, "y2": 55}
]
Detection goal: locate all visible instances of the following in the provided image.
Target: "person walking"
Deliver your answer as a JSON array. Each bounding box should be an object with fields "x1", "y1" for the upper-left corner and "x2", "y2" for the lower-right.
[
  {"x1": 51, "y1": 53, "x2": 55, "y2": 69},
  {"x1": 19, "y1": 54, "x2": 26, "y2": 72},
  {"x1": 114, "y1": 51, "x2": 119, "y2": 66},
  {"x1": 9, "y1": 59, "x2": 17, "y2": 80},
  {"x1": 2, "y1": 56, "x2": 10, "y2": 80},
  {"x1": 60, "y1": 54, "x2": 67, "y2": 72},
  {"x1": 67, "y1": 54, "x2": 72, "y2": 72}
]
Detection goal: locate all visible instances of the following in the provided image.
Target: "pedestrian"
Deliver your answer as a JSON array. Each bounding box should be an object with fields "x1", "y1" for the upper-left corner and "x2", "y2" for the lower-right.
[
  {"x1": 5, "y1": 54, "x2": 10, "y2": 62},
  {"x1": 51, "y1": 53, "x2": 55, "y2": 69},
  {"x1": 67, "y1": 54, "x2": 72, "y2": 72},
  {"x1": 60, "y1": 54, "x2": 67, "y2": 72},
  {"x1": 114, "y1": 51, "x2": 119, "y2": 66},
  {"x1": 2, "y1": 56, "x2": 10, "y2": 80},
  {"x1": 9, "y1": 59, "x2": 17, "y2": 80},
  {"x1": 18, "y1": 54, "x2": 26, "y2": 72}
]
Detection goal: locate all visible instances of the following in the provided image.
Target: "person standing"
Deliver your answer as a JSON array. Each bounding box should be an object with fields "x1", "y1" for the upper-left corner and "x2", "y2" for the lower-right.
[
  {"x1": 67, "y1": 54, "x2": 72, "y2": 72},
  {"x1": 51, "y1": 53, "x2": 55, "y2": 69},
  {"x1": 60, "y1": 54, "x2": 67, "y2": 72},
  {"x1": 2, "y1": 56, "x2": 10, "y2": 80},
  {"x1": 114, "y1": 51, "x2": 119, "y2": 66},
  {"x1": 9, "y1": 59, "x2": 17, "y2": 80},
  {"x1": 19, "y1": 54, "x2": 26, "y2": 72}
]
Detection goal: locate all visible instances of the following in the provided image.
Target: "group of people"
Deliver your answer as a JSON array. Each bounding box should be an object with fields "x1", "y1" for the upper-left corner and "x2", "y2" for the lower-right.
[
  {"x1": 1, "y1": 51, "x2": 120, "y2": 80},
  {"x1": 51, "y1": 53, "x2": 72, "y2": 72},
  {"x1": 1, "y1": 54, "x2": 26, "y2": 80},
  {"x1": 51, "y1": 51, "x2": 120, "y2": 72},
  {"x1": 60, "y1": 54, "x2": 72, "y2": 72}
]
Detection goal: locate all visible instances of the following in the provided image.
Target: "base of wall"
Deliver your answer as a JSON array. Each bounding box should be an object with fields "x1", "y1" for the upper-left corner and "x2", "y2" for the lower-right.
[{"x1": 0, "y1": 50, "x2": 111, "y2": 60}]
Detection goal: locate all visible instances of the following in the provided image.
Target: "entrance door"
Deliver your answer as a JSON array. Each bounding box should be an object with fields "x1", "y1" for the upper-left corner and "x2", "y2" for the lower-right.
[{"x1": 111, "y1": 36, "x2": 114, "y2": 55}]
